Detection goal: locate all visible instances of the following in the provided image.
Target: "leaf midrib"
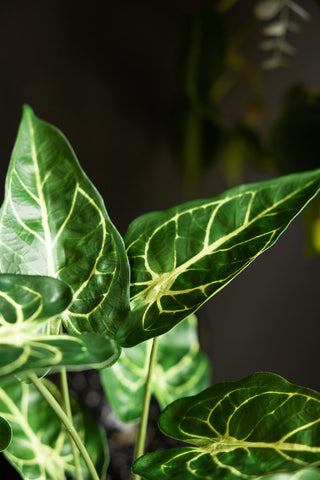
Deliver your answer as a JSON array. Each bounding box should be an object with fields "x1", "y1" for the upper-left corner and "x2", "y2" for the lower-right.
[
  {"x1": 27, "y1": 111, "x2": 55, "y2": 277},
  {"x1": 205, "y1": 437, "x2": 320, "y2": 455}
]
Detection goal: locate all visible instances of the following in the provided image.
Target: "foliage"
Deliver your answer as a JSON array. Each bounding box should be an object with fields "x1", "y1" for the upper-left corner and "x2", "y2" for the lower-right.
[
  {"x1": 0, "y1": 106, "x2": 320, "y2": 480},
  {"x1": 133, "y1": 373, "x2": 320, "y2": 479}
]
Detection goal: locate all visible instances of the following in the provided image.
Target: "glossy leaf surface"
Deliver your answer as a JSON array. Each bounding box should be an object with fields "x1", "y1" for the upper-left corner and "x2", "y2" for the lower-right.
[
  {"x1": 117, "y1": 169, "x2": 320, "y2": 346},
  {"x1": 0, "y1": 273, "x2": 119, "y2": 381},
  {"x1": 0, "y1": 415, "x2": 11, "y2": 451},
  {"x1": 133, "y1": 373, "x2": 320, "y2": 479},
  {"x1": 101, "y1": 314, "x2": 210, "y2": 422},
  {"x1": 0, "y1": 333, "x2": 120, "y2": 383},
  {"x1": 0, "y1": 380, "x2": 107, "y2": 479},
  {"x1": 0, "y1": 105, "x2": 130, "y2": 337}
]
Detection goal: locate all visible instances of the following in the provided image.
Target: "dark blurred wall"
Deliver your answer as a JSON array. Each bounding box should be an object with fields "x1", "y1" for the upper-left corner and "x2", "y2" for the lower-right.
[{"x1": 0, "y1": 0, "x2": 319, "y2": 393}]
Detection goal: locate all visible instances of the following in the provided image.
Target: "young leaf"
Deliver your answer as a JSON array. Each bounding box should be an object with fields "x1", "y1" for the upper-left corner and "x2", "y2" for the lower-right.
[
  {"x1": 0, "y1": 415, "x2": 11, "y2": 451},
  {"x1": 116, "y1": 169, "x2": 320, "y2": 346},
  {"x1": 101, "y1": 314, "x2": 210, "y2": 422},
  {"x1": 0, "y1": 380, "x2": 107, "y2": 480},
  {"x1": 0, "y1": 105, "x2": 130, "y2": 337},
  {"x1": 0, "y1": 273, "x2": 119, "y2": 380},
  {"x1": 133, "y1": 372, "x2": 320, "y2": 480}
]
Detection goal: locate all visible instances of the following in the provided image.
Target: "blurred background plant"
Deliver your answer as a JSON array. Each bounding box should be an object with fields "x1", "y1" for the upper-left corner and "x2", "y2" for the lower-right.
[{"x1": 171, "y1": 0, "x2": 320, "y2": 253}]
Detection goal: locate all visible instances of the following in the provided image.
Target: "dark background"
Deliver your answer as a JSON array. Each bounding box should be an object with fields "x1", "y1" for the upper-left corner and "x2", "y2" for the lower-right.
[{"x1": 0, "y1": 1, "x2": 320, "y2": 478}]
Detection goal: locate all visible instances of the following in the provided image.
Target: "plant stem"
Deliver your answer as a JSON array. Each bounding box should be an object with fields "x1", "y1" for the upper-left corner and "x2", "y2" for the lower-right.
[
  {"x1": 60, "y1": 368, "x2": 83, "y2": 480},
  {"x1": 28, "y1": 372, "x2": 100, "y2": 480},
  {"x1": 132, "y1": 337, "x2": 159, "y2": 480}
]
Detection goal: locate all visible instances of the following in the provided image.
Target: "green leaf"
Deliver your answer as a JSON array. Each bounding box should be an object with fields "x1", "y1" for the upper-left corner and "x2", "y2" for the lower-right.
[
  {"x1": 261, "y1": 468, "x2": 320, "y2": 479},
  {"x1": 0, "y1": 105, "x2": 130, "y2": 337},
  {"x1": 0, "y1": 333, "x2": 120, "y2": 384},
  {"x1": 0, "y1": 273, "x2": 72, "y2": 333},
  {"x1": 101, "y1": 314, "x2": 210, "y2": 422},
  {"x1": 0, "y1": 379, "x2": 107, "y2": 480},
  {"x1": 0, "y1": 415, "x2": 11, "y2": 451},
  {"x1": 133, "y1": 373, "x2": 320, "y2": 480},
  {"x1": 269, "y1": 85, "x2": 320, "y2": 174},
  {"x1": 0, "y1": 273, "x2": 119, "y2": 381},
  {"x1": 116, "y1": 169, "x2": 320, "y2": 346}
]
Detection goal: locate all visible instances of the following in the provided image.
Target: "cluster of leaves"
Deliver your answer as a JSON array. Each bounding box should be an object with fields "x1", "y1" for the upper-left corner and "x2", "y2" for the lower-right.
[{"x1": 0, "y1": 107, "x2": 320, "y2": 480}]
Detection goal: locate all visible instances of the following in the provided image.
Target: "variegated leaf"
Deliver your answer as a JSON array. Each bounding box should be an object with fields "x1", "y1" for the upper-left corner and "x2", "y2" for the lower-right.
[
  {"x1": 101, "y1": 314, "x2": 210, "y2": 422},
  {"x1": 260, "y1": 468, "x2": 320, "y2": 479},
  {"x1": 0, "y1": 333, "x2": 120, "y2": 384},
  {"x1": 0, "y1": 380, "x2": 107, "y2": 480},
  {"x1": 0, "y1": 273, "x2": 72, "y2": 336},
  {"x1": 0, "y1": 274, "x2": 119, "y2": 381},
  {"x1": 116, "y1": 169, "x2": 320, "y2": 346},
  {"x1": 133, "y1": 373, "x2": 320, "y2": 480},
  {"x1": 0, "y1": 105, "x2": 130, "y2": 337}
]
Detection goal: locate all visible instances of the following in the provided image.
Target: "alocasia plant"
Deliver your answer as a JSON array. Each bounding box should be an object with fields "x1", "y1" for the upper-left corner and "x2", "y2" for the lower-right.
[{"x1": 0, "y1": 106, "x2": 320, "y2": 480}]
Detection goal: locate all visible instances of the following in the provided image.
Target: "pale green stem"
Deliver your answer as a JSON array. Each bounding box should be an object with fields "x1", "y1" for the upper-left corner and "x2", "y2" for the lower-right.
[
  {"x1": 60, "y1": 368, "x2": 83, "y2": 480},
  {"x1": 132, "y1": 337, "x2": 159, "y2": 480},
  {"x1": 28, "y1": 372, "x2": 100, "y2": 480}
]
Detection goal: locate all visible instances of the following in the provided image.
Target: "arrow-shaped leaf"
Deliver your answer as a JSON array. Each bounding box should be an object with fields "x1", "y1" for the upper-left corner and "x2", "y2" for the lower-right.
[
  {"x1": 0, "y1": 415, "x2": 11, "y2": 451},
  {"x1": 133, "y1": 373, "x2": 320, "y2": 480},
  {"x1": 0, "y1": 105, "x2": 130, "y2": 337},
  {"x1": 0, "y1": 379, "x2": 107, "y2": 480},
  {"x1": 101, "y1": 314, "x2": 210, "y2": 422},
  {"x1": 116, "y1": 169, "x2": 320, "y2": 346},
  {"x1": 0, "y1": 273, "x2": 119, "y2": 381}
]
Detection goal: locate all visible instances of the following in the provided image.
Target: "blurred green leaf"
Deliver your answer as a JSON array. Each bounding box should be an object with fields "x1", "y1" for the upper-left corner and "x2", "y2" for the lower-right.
[
  {"x1": 133, "y1": 373, "x2": 320, "y2": 479},
  {"x1": 220, "y1": 124, "x2": 268, "y2": 185},
  {"x1": 176, "y1": 5, "x2": 227, "y2": 104},
  {"x1": 0, "y1": 333, "x2": 120, "y2": 384},
  {"x1": 269, "y1": 85, "x2": 320, "y2": 174},
  {"x1": 171, "y1": 101, "x2": 222, "y2": 190},
  {"x1": 101, "y1": 314, "x2": 210, "y2": 422}
]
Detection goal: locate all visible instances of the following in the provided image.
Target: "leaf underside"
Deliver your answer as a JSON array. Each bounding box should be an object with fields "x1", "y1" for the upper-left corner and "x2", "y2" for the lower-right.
[
  {"x1": 116, "y1": 169, "x2": 320, "y2": 346},
  {"x1": 133, "y1": 372, "x2": 320, "y2": 479},
  {"x1": 101, "y1": 314, "x2": 210, "y2": 422}
]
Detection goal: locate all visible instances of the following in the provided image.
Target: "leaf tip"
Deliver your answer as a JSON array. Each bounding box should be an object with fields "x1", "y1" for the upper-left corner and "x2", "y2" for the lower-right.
[{"x1": 22, "y1": 103, "x2": 34, "y2": 117}]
